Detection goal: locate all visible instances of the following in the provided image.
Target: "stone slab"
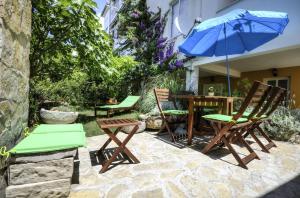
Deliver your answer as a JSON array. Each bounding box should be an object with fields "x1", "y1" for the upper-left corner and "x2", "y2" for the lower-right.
[
  {"x1": 9, "y1": 157, "x2": 74, "y2": 185},
  {"x1": 10, "y1": 149, "x2": 77, "y2": 163},
  {"x1": 6, "y1": 178, "x2": 71, "y2": 198}
]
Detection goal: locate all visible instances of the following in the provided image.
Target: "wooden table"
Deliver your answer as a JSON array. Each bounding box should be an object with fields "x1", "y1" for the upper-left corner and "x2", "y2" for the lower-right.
[
  {"x1": 96, "y1": 118, "x2": 140, "y2": 173},
  {"x1": 172, "y1": 95, "x2": 234, "y2": 145}
]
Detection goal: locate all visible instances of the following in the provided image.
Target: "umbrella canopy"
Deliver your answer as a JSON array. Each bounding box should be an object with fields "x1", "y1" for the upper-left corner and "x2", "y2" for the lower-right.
[{"x1": 179, "y1": 9, "x2": 289, "y2": 96}]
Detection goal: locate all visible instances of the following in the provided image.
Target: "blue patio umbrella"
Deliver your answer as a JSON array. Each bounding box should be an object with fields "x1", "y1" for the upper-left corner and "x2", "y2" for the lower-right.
[{"x1": 179, "y1": 9, "x2": 289, "y2": 96}]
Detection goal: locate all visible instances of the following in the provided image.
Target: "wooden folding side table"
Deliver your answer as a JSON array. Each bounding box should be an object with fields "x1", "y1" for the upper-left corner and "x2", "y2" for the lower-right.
[{"x1": 96, "y1": 118, "x2": 140, "y2": 173}]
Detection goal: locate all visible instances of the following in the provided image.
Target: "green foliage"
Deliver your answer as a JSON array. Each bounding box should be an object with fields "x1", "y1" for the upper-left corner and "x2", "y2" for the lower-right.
[
  {"x1": 262, "y1": 106, "x2": 300, "y2": 141},
  {"x1": 29, "y1": 0, "x2": 116, "y2": 124},
  {"x1": 31, "y1": 0, "x2": 113, "y2": 81},
  {"x1": 233, "y1": 78, "x2": 252, "y2": 97},
  {"x1": 138, "y1": 69, "x2": 186, "y2": 113},
  {"x1": 33, "y1": 70, "x2": 89, "y2": 104},
  {"x1": 106, "y1": 56, "x2": 139, "y2": 99}
]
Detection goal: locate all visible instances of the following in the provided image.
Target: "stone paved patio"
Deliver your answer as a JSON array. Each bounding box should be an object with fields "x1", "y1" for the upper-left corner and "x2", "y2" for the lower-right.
[{"x1": 70, "y1": 132, "x2": 300, "y2": 198}]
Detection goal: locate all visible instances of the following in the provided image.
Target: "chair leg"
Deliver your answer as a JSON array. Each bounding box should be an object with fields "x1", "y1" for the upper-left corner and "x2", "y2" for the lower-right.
[
  {"x1": 165, "y1": 122, "x2": 176, "y2": 142},
  {"x1": 157, "y1": 121, "x2": 166, "y2": 135},
  {"x1": 222, "y1": 136, "x2": 248, "y2": 169},
  {"x1": 255, "y1": 125, "x2": 277, "y2": 151}
]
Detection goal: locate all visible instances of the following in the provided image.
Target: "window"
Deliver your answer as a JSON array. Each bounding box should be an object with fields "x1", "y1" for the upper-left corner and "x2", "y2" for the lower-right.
[
  {"x1": 264, "y1": 77, "x2": 290, "y2": 90},
  {"x1": 170, "y1": 0, "x2": 202, "y2": 38}
]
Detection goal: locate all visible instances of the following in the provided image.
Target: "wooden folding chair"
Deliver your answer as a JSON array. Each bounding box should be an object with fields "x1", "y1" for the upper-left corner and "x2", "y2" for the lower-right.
[
  {"x1": 242, "y1": 86, "x2": 287, "y2": 153},
  {"x1": 201, "y1": 81, "x2": 272, "y2": 169},
  {"x1": 153, "y1": 88, "x2": 188, "y2": 142}
]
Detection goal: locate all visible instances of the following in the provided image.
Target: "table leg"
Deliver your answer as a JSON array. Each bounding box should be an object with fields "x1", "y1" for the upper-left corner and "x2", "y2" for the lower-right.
[
  {"x1": 98, "y1": 127, "x2": 121, "y2": 154},
  {"x1": 100, "y1": 126, "x2": 140, "y2": 173},
  {"x1": 187, "y1": 98, "x2": 194, "y2": 145}
]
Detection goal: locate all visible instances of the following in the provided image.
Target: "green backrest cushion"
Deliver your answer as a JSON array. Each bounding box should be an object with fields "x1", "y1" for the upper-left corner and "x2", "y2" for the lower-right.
[
  {"x1": 101, "y1": 95, "x2": 140, "y2": 109},
  {"x1": 33, "y1": 124, "x2": 84, "y2": 134},
  {"x1": 10, "y1": 132, "x2": 86, "y2": 154}
]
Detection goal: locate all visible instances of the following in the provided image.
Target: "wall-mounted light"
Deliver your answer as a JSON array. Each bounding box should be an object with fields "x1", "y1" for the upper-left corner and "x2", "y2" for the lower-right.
[{"x1": 272, "y1": 68, "x2": 278, "y2": 77}]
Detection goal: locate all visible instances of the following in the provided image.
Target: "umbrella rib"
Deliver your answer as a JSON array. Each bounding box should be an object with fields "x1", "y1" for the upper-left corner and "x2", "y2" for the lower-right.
[
  {"x1": 241, "y1": 18, "x2": 283, "y2": 33},
  {"x1": 226, "y1": 22, "x2": 248, "y2": 52}
]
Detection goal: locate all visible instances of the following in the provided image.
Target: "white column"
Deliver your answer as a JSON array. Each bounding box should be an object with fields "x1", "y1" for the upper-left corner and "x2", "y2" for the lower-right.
[{"x1": 185, "y1": 62, "x2": 199, "y2": 94}]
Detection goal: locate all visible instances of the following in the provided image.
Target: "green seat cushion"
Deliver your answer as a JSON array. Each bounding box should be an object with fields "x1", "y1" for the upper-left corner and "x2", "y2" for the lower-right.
[
  {"x1": 203, "y1": 108, "x2": 217, "y2": 113},
  {"x1": 32, "y1": 124, "x2": 84, "y2": 134},
  {"x1": 232, "y1": 112, "x2": 267, "y2": 119},
  {"x1": 100, "y1": 96, "x2": 140, "y2": 109},
  {"x1": 163, "y1": 110, "x2": 188, "y2": 115},
  {"x1": 202, "y1": 114, "x2": 248, "y2": 123},
  {"x1": 9, "y1": 132, "x2": 86, "y2": 155}
]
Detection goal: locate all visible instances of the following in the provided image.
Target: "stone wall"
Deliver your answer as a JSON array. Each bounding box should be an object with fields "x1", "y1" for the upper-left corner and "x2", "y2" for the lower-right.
[
  {"x1": 0, "y1": 0, "x2": 31, "y2": 196},
  {"x1": 0, "y1": 0, "x2": 31, "y2": 151}
]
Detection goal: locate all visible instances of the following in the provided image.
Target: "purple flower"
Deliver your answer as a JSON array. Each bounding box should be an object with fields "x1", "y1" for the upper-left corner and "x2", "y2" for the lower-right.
[
  {"x1": 174, "y1": 60, "x2": 183, "y2": 68},
  {"x1": 139, "y1": 22, "x2": 146, "y2": 30},
  {"x1": 158, "y1": 50, "x2": 164, "y2": 63},
  {"x1": 157, "y1": 42, "x2": 165, "y2": 49},
  {"x1": 157, "y1": 37, "x2": 167, "y2": 45},
  {"x1": 166, "y1": 44, "x2": 174, "y2": 59},
  {"x1": 130, "y1": 11, "x2": 140, "y2": 18}
]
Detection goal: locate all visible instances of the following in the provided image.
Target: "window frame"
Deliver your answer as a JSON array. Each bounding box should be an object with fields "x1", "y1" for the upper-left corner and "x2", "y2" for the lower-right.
[{"x1": 263, "y1": 77, "x2": 290, "y2": 90}]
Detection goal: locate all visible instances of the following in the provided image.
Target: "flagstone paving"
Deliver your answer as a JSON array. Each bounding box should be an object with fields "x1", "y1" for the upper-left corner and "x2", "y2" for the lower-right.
[{"x1": 70, "y1": 132, "x2": 300, "y2": 198}]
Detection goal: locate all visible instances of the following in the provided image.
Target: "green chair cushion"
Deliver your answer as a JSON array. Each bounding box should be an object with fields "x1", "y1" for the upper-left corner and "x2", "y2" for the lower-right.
[
  {"x1": 232, "y1": 112, "x2": 267, "y2": 119},
  {"x1": 32, "y1": 124, "x2": 84, "y2": 134},
  {"x1": 202, "y1": 108, "x2": 217, "y2": 113},
  {"x1": 202, "y1": 114, "x2": 248, "y2": 123},
  {"x1": 9, "y1": 132, "x2": 86, "y2": 155},
  {"x1": 100, "y1": 96, "x2": 140, "y2": 109},
  {"x1": 162, "y1": 110, "x2": 188, "y2": 115}
]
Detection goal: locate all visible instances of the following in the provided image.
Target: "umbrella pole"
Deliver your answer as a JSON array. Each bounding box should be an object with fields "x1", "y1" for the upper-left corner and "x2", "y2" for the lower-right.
[
  {"x1": 224, "y1": 25, "x2": 231, "y2": 97},
  {"x1": 226, "y1": 54, "x2": 231, "y2": 96}
]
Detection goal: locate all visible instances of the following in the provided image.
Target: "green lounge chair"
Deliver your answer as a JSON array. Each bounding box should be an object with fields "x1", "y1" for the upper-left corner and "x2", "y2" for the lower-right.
[
  {"x1": 95, "y1": 96, "x2": 140, "y2": 117},
  {"x1": 10, "y1": 124, "x2": 86, "y2": 155}
]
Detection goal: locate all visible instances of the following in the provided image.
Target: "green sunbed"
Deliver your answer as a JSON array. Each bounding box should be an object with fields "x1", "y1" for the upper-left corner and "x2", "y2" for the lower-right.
[
  {"x1": 32, "y1": 123, "x2": 84, "y2": 134},
  {"x1": 9, "y1": 124, "x2": 86, "y2": 155},
  {"x1": 95, "y1": 95, "x2": 140, "y2": 117}
]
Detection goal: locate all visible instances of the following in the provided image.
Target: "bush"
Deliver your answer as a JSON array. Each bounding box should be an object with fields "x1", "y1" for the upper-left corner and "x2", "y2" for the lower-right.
[
  {"x1": 138, "y1": 69, "x2": 186, "y2": 113},
  {"x1": 262, "y1": 106, "x2": 300, "y2": 141},
  {"x1": 33, "y1": 70, "x2": 89, "y2": 104}
]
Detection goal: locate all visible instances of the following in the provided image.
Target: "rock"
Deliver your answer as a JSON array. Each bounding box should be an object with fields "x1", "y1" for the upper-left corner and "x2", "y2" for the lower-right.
[
  {"x1": 40, "y1": 108, "x2": 78, "y2": 124},
  {"x1": 166, "y1": 181, "x2": 186, "y2": 198},
  {"x1": 146, "y1": 116, "x2": 163, "y2": 130},
  {"x1": 106, "y1": 184, "x2": 128, "y2": 198},
  {"x1": 69, "y1": 190, "x2": 101, "y2": 198},
  {"x1": 132, "y1": 188, "x2": 164, "y2": 198},
  {"x1": 0, "y1": 169, "x2": 7, "y2": 198},
  {"x1": 138, "y1": 114, "x2": 149, "y2": 120},
  {"x1": 9, "y1": 157, "x2": 74, "y2": 185},
  {"x1": 6, "y1": 179, "x2": 71, "y2": 198},
  {"x1": 289, "y1": 133, "x2": 300, "y2": 144},
  {"x1": 122, "y1": 121, "x2": 146, "y2": 134}
]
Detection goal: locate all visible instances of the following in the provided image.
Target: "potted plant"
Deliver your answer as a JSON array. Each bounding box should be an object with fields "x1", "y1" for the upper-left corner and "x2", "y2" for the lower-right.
[{"x1": 208, "y1": 86, "x2": 215, "y2": 96}]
